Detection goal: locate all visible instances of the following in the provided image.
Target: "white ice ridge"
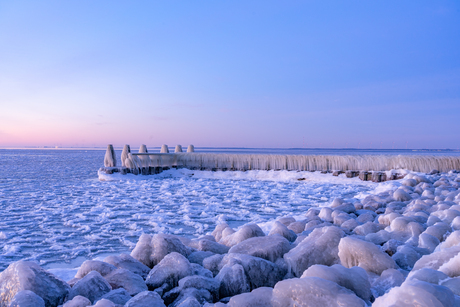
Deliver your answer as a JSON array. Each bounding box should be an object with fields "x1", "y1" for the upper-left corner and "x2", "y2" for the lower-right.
[{"x1": 172, "y1": 153, "x2": 460, "y2": 173}]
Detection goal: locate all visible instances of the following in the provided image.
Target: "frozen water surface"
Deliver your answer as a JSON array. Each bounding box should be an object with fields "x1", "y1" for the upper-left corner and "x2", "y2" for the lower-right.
[{"x1": 0, "y1": 149, "x2": 414, "y2": 271}]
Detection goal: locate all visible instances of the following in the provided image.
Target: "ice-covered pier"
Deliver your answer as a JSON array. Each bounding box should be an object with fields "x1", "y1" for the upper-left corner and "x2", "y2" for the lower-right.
[{"x1": 100, "y1": 144, "x2": 460, "y2": 181}]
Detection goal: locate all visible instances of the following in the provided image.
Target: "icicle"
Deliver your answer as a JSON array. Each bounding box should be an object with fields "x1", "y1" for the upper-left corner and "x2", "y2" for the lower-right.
[
  {"x1": 104, "y1": 144, "x2": 116, "y2": 167},
  {"x1": 173, "y1": 153, "x2": 460, "y2": 173}
]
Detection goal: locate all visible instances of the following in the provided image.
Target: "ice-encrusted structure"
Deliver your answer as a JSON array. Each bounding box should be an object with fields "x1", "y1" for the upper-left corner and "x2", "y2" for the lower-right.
[{"x1": 175, "y1": 153, "x2": 460, "y2": 173}]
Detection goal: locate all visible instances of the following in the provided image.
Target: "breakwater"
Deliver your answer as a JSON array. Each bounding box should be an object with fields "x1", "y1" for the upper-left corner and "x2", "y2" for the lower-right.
[{"x1": 100, "y1": 145, "x2": 460, "y2": 180}]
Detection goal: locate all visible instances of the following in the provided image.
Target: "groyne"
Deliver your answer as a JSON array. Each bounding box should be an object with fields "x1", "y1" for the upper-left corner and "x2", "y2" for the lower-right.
[{"x1": 100, "y1": 144, "x2": 460, "y2": 181}]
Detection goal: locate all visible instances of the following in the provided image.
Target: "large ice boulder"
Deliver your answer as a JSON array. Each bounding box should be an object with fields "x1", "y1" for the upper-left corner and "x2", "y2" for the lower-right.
[
  {"x1": 8, "y1": 290, "x2": 45, "y2": 307},
  {"x1": 219, "y1": 253, "x2": 285, "y2": 290},
  {"x1": 103, "y1": 268, "x2": 147, "y2": 296},
  {"x1": 91, "y1": 299, "x2": 115, "y2": 307},
  {"x1": 188, "y1": 239, "x2": 229, "y2": 254},
  {"x1": 393, "y1": 188, "x2": 412, "y2": 201},
  {"x1": 0, "y1": 261, "x2": 70, "y2": 307},
  {"x1": 215, "y1": 263, "x2": 250, "y2": 298},
  {"x1": 268, "y1": 221, "x2": 297, "y2": 242},
  {"x1": 131, "y1": 234, "x2": 193, "y2": 268},
  {"x1": 178, "y1": 275, "x2": 220, "y2": 302},
  {"x1": 219, "y1": 223, "x2": 265, "y2": 247},
  {"x1": 407, "y1": 268, "x2": 449, "y2": 284},
  {"x1": 338, "y1": 236, "x2": 396, "y2": 274},
  {"x1": 103, "y1": 253, "x2": 150, "y2": 279},
  {"x1": 228, "y1": 235, "x2": 291, "y2": 262},
  {"x1": 145, "y1": 252, "x2": 193, "y2": 292},
  {"x1": 124, "y1": 291, "x2": 166, "y2": 307},
  {"x1": 413, "y1": 245, "x2": 460, "y2": 271},
  {"x1": 227, "y1": 287, "x2": 273, "y2": 307},
  {"x1": 371, "y1": 268, "x2": 405, "y2": 298},
  {"x1": 68, "y1": 271, "x2": 111, "y2": 303},
  {"x1": 300, "y1": 264, "x2": 371, "y2": 302},
  {"x1": 74, "y1": 260, "x2": 116, "y2": 279},
  {"x1": 168, "y1": 288, "x2": 212, "y2": 307},
  {"x1": 283, "y1": 226, "x2": 344, "y2": 277},
  {"x1": 271, "y1": 277, "x2": 366, "y2": 307},
  {"x1": 373, "y1": 279, "x2": 455, "y2": 307},
  {"x1": 97, "y1": 288, "x2": 131, "y2": 306},
  {"x1": 62, "y1": 295, "x2": 91, "y2": 307}
]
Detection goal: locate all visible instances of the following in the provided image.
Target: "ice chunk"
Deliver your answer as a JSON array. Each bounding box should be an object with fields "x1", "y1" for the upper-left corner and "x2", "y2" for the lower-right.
[
  {"x1": 287, "y1": 220, "x2": 308, "y2": 234},
  {"x1": 301, "y1": 264, "x2": 371, "y2": 302},
  {"x1": 413, "y1": 246, "x2": 460, "y2": 271},
  {"x1": 393, "y1": 188, "x2": 412, "y2": 201},
  {"x1": 178, "y1": 275, "x2": 220, "y2": 301},
  {"x1": 228, "y1": 287, "x2": 273, "y2": 307},
  {"x1": 219, "y1": 253, "x2": 285, "y2": 289},
  {"x1": 338, "y1": 236, "x2": 396, "y2": 274},
  {"x1": 215, "y1": 264, "x2": 250, "y2": 298},
  {"x1": 145, "y1": 252, "x2": 192, "y2": 292},
  {"x1": 188, "y1": 251, "x2": 215, "y2": 266},
  {"x1": 75, "y1": 260, "x2": 116, "y2": 279},
  {"x1": 318, "y1": 207, "x2": 333, "y2": 223},
  {"x1": 169, "y1": 288, "x2": 212, "y2": 307},
  {"x1": 131, "y1": 234, "x2": 193, "y2": 268},
  {"x1": 373, "y1": 280, "x2": 454, "y2": 307},
  {"x1": 189, "y1": 239, "x2": 229, "y2": 254},
  {"x1": 371, "y1": 268, "x2": 404, "y2": 298},
  {"x1": 98, "y1": 288, "x2": 131, "y2": 306},
  {"x1": 340, "y1": 219, "x2": 358, "y2": 233},
  {"x1": 271, "y1": 277, "x2": 366, "y2": 307},
  {"x1": 407, "y1": 268, "x2": 449, "y2": 284},
  {"x1": 103, "y1": 253, "x2": 150, "y2": 279},
  {"x1": 104, "y1": 268, "x2": 147, "y2": 296},
  {"x1": 68, "y1": 271, "x2": 112, "y2": 303},
  {"x1": 284, "y1": 226, "x2": 344, "y2": 277},
  {"x1": 441, "y1": 277, "x2": 460, "y2": 296},
  {"x1": 124, "y1": 291, "x2": 166, "y2": 307},
  {"x1": 330, "y1": 198, "x2": 345, "y2": 208},
  {"x1": 423, "y1": 222, "x2": 451, "y2": 242},
  {"x1": 437, "y1": 230, "x2": 460, "y2": 251},
  {"x1": 277, "y1": 216, "x2": 296, "y2": 226},
  {"x1": 268, "y1": 221, "x2": 297, "y2": 242},
  {"x1": 219, "y1": 223, "x2": 265, "y2": 247},
  {"x1": 392, "y1": 244, "x2": 423, "y2": 270},
  {"x1": 438, "y1": 253, "x2": 460, "y2": 277},
  {"x1": 91, "y1": 299, "x2": 116, "y2": 307},
  {"x1": 212, "y1": 223, "x2": 232, "y2": 242},
  {"x1": 63, "y1": 295, "x2": 91, "y2": 307},
  {"x1": 190, "y1": 263, "x2": 213, "y2": 278},
  {"x1": 8, "y1": 290, "x2": 45, "y2": 307},
  {"x1": 353, "y1": 221, "x2": 381, "y2": 236},
  {"x1": 228, "y1": 235, "x2": 291, "y2": 262},
  {"x1": 202, "y1": 254, "x2": 224, "y2": 277},
  {"x1": 0, "y1": 261, "x2": 70, "y2": 307}
]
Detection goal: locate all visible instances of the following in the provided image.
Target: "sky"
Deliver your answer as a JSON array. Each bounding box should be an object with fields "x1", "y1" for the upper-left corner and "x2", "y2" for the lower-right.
[{"x1": 0, "y1": 1, "x2": 459, "y2": 149}]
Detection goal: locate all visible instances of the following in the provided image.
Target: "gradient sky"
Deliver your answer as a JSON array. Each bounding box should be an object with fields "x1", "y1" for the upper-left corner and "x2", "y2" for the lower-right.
[{"x1": 1, "y1": 1, "x2": 459, "y2": 149}]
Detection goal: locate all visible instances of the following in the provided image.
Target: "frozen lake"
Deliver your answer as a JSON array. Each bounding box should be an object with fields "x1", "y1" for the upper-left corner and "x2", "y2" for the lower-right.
[{"x1": 0, "y1": 148, "x2": 398, "y2": 271}]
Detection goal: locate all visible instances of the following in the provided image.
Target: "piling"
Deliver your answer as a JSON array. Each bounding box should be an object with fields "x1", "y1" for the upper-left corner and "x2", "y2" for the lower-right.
[{"x1": 104, "y1": 144, "x2": 117, "y2": 167}]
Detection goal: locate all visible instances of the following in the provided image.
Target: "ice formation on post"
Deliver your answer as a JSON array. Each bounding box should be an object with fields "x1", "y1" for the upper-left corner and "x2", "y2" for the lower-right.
[
  {"x1": 121, "y1": 144, "x2": 131, "y2": 167},
  {"x1": 103, "y1": 144, "x2": 116, "y2": 167},
  {"x1": 161, "y1": 144, "x2": 170, "y2": 153},
  {"x1": 175, "y1": 145, "x2": 183, "y2": 153},
  {"x1": 187, "y1": 145, "x2": 195, "y2": 153}
]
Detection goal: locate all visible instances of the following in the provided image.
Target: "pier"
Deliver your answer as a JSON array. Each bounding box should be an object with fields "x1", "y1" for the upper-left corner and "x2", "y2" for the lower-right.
[{"x1": 99, "y1": 144, "x2": 460, "y2": 182}]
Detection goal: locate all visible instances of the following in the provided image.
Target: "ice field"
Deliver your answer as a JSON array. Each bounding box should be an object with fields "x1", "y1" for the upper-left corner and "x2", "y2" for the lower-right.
[{"x1": 0, "y1": 149, "x2": 383, "y2": 271}]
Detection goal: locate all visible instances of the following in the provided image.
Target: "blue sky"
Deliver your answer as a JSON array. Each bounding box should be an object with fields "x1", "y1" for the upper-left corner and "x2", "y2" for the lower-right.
[{"x1": 0, "y1": 1, "x2": 459, "y2": 148}]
